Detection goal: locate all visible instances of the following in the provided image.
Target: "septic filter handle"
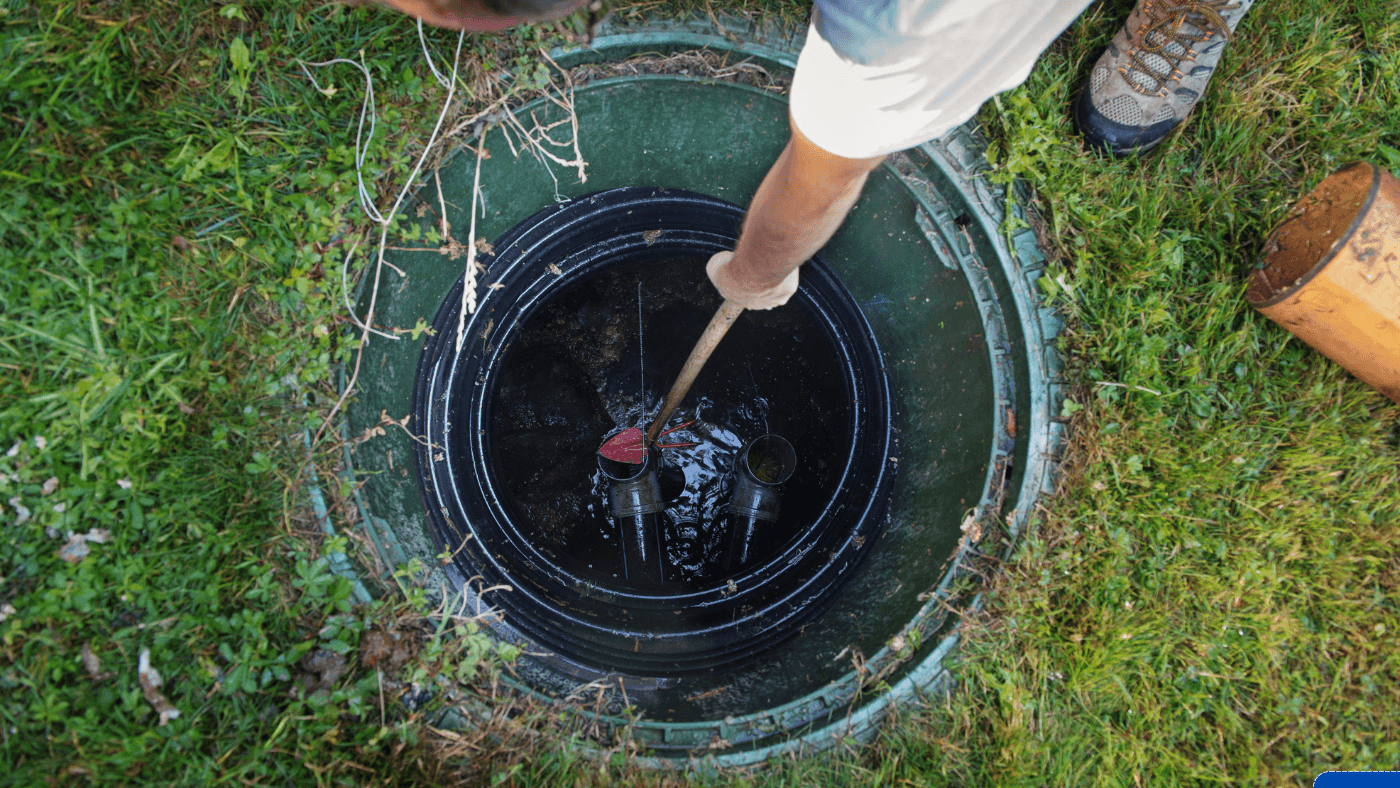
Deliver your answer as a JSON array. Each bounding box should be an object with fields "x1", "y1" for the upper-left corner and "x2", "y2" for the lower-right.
[{"x1": 646, "y1": 299, "x2": 745, "y2": 443}]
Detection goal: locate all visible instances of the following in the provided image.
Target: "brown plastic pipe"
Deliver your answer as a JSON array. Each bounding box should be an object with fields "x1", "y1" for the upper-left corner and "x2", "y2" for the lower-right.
[{"x1": 1248, "y1": 162, "x2": 1400, "y2": 403}]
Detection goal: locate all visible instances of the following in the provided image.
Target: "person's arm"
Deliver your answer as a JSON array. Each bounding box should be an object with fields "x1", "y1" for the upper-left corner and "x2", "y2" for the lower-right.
[{"x1": 707, "y1": 114, "x2": 886, "y2": 310}]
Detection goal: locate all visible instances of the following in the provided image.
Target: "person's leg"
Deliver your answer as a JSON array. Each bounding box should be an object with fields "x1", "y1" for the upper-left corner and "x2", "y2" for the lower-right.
[
  {"x1": 787, "y1": 1, "x2": 1094, "y2": 160},
  {"x1": 1075, "y1": 0, "x2": 1256, "y2": 156}
]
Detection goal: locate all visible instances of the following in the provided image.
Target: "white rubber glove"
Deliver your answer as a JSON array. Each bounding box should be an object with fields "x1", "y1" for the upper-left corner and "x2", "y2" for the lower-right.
[{"x1": 705, "y1": 251, "x2": 800, "y2": 310}]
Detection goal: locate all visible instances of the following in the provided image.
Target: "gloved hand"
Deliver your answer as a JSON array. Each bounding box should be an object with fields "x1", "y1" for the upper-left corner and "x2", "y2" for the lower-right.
[{"x1": 706, "y1": 251, "x2": 800, "y2": 310}]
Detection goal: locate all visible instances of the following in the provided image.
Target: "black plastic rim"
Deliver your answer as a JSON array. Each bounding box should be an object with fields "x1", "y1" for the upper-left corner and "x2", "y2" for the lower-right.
[{"x1": 412, "y1": 188, "x2": 897, "y2": 676}]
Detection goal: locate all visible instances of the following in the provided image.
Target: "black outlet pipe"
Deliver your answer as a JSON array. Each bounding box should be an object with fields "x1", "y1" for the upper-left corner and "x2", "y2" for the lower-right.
[
  {"x1": 724, "y1": 435, "x2": 797, "y2": 572},
  {"x1": 599, "y1": 448, "x2": 665, "y2": 583}
]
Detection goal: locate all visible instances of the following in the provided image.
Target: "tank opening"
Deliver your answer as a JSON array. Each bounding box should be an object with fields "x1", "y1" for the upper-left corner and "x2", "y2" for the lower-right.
[
  {"x1": 413, "y1": 188, "x2": 897, "y2": 678},
  {"x1": 491, "y1": 255, "x2": 849, "y2": 589}
]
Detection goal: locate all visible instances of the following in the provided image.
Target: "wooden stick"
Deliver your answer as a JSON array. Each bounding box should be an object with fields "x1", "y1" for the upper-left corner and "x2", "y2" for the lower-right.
[{"x1": 645, "y1": 299, "x2": 745, "y2": 444}]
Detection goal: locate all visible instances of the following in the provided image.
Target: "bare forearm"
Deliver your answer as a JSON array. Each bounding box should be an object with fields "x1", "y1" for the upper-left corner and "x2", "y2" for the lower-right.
[
  {"x1": 732, "y1": 147, "x2": 872, "y2": 285},
  {"x1": 709, "y1": 116, "x2": 885, "y2": 307}
]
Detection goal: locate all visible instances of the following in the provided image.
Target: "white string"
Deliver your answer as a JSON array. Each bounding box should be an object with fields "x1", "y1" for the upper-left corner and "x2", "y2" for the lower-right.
[
  {"x1": 299, "y1": 29, "x2": 466, "y2": 348},
  {"x1": 309, "y1": 28, "x2": 467, "y2": 444},
  {"x1": 337, "y1": 238, "x2": 397, "y2": 341},
  {"x1": 456, "y1": 130, "x2": 487, "y2": 351},
  {"x1": 305, "y1": 31, "x2": 589, "y2": 445},
  {"x1": 297, "y1": 54, "x2": 385, "y2": 225},
  {"x1": 361, "y1": 27, "x2": 467, "y2": 335},
  {"x1": 417, "y1": 19, "x2": 454, "y2": 90}
]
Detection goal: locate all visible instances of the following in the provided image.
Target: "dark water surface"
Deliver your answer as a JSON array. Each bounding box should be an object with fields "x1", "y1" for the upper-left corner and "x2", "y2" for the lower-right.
[{"x1": 491, "y1": 255, "x2": 851, "y2": 589}]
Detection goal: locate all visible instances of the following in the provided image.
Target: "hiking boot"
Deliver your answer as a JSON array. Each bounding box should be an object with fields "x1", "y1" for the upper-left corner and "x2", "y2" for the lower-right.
[{"x1": 1075, "y1": 0, "x2": 1255, "y2": 156}]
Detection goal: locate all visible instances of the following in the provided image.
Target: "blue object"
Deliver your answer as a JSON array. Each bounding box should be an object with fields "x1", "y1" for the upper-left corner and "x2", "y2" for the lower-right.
[
  {"x1": 1314, "y1": 773, "x2": 1400, "y2": 788},
  {"x1": 813, "y1": 0, "x2": 952, "y2": 66}
]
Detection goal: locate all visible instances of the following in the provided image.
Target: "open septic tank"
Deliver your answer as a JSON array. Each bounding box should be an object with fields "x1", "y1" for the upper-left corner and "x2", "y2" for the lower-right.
[{"x1": 341, "y1": 18, "x2": 1065, "y2": 765}]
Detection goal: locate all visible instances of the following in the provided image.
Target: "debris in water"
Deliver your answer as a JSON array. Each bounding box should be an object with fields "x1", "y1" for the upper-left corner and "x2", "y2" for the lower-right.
[
  {"x1": 747, "y1": 450, "x2": 782, "y2": 483},
  {"x1": 491, "y1": 254, "x2": 846, "y2": 584}
]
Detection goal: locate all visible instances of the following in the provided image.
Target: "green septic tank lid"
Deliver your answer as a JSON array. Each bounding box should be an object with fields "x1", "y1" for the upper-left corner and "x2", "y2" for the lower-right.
[{"x1": 334, "y1": 14, "x2": 1066, "y2": 767}]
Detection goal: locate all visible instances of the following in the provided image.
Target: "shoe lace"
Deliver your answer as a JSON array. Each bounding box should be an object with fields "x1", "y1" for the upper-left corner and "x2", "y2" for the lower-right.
[{"x1": 1123, "y1": 0, "x2": 1238, "y2": 96}]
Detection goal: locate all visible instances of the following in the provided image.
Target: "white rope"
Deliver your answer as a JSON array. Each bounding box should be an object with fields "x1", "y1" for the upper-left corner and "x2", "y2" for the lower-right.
[
  {"x1": 417, "y1": 18, "x2": 454, "y2": 90},
  {"x1": 456, "y1": 129, "x2": 488, "y2": 351},
  {"x1": 297, "y1": 54, "x2": 385, "y2": 225},
  {"x1": 308, "y1": 28, "x2": 466, "y2": 444}
]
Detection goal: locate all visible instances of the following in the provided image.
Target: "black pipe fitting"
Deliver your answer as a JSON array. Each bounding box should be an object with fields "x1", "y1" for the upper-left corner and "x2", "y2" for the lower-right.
[
  {"x1": 599, "y1": 448, "x2": 664, "y2": 583},
  {"x1": 724, "y1": 435, "x2": 797, "y2": 572}
]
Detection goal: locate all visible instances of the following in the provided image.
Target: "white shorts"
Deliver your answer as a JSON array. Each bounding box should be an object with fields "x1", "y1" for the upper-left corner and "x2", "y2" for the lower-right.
[{"x1": 789, "y1": 0, "x2": 1093, "y2": 158}]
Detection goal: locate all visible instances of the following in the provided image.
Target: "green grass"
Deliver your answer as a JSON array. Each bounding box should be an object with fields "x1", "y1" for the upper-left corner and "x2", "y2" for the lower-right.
[
  {"x1": 745, "y1": 1, "x2": 1400, "y2": 785},
  {"x1": 0, "y1": 0, "x2": 534, "y2": 782},
  {"x1": 2, "y1": 0, "x2": 1397, "y2": 785}
]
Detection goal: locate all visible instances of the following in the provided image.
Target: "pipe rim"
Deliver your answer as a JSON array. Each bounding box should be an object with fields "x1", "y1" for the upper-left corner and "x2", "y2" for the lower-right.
[{"x1": 1249, "y1": 161, "x2": 1382, "y2": 308}]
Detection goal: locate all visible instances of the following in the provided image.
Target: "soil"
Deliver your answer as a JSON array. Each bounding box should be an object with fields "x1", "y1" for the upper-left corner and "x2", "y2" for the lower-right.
[
  {"x1": 296, "y1": 649, "x2": 346, "y2": 695},
  {"x1": 360, "y1": 627, "x2": 417, "y2": 673},
  {"x1": 489, "y1": 254, "x2": 849, "y2": 586},
  {"x1": 1250, "y1": 163, "x2": 1372, "y2": 303}
]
